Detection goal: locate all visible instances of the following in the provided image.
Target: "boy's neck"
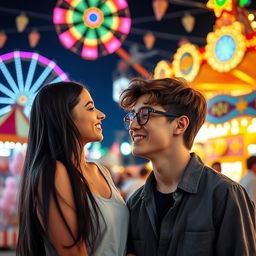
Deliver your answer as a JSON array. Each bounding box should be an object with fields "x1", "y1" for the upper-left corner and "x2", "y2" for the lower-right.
[{"x1": 152, "y1": 149, "x2": 191, "y2": 193}]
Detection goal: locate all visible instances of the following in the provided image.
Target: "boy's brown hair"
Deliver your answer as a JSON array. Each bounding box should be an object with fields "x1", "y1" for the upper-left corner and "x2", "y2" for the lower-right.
[{"x1": 120, "y1": 77, "x2": 207, "y2": 150}]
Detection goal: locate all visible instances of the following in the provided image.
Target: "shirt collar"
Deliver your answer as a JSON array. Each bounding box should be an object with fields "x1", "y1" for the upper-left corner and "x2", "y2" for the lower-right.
[{"x1": 141, "y1": 153, "x2": 205, "y2": 200}]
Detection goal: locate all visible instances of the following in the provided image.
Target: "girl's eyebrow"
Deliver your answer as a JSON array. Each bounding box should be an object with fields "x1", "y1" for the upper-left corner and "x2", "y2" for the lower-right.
[{"x1": 85, "y1": 100, "x2": 94, "y2": 106}]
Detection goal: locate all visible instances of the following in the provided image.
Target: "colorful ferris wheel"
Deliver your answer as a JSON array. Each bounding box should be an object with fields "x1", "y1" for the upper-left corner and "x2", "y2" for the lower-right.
[
  {"x1": 0, "y1": 51, "x2": 69, "y2": 119},
  {"x1": 53, "y1": 0, "x2": 131, "y2": 60}
]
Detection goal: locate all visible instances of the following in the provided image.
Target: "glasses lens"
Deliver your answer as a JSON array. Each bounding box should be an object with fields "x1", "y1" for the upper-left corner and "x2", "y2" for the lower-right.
[
  {"x1": 124, "y1": 112, "x2": 135, "y2": 130},
  {"x1": 138, "y1": 108, "x2": 149, "y2": 125}
]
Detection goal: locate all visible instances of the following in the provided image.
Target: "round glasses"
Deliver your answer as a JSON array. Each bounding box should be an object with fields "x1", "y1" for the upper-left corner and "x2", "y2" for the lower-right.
[{"x1": 123, "y1": 107, "x2": 182, "y2": 130}]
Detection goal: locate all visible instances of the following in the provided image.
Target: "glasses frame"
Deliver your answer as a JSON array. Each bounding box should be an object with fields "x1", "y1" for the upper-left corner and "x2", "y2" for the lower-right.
[{"x1": 124, "y1": 106, "x2": 182, "y2": 130}]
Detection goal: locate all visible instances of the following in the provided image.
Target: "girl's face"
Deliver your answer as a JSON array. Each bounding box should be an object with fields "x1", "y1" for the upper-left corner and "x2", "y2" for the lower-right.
[{"x1": 72, "y1": 89, "x2": 105, "y2": 144}]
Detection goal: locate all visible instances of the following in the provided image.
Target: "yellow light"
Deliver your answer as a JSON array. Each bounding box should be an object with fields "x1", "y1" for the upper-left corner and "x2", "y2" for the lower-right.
[
  {"x1": 231, "y1": 120, "x2": 238, "y2": 126},
  {"x1": 248, "y1": 13, "x2": 255, "y2": 21},
  {"x1": 222, "y1": 161, "x2": 243, "y2": 182},
  {"x1": 224, "y1": 122, "x2": 230, "y2": 129},
  {"x1": 241, "y1": 119, "x2": 248, "y2": 126},
  {"x1": 252, "y1": 21, "x2": 256, "y2": 29},
  {"x1": 231, "y1": 126, "x2": 239, "y2": 135}
]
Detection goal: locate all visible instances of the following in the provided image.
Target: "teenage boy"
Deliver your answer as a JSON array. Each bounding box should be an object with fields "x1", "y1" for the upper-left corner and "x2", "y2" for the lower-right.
[{"x1": 120, "y1": 78, "x2": 256, "y2": 256}]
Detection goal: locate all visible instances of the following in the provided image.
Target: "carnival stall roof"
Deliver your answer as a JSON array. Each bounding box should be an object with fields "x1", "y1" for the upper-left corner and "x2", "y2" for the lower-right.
[{"x1": 154, "y1": 0, "x2": 256, "y2": 96}]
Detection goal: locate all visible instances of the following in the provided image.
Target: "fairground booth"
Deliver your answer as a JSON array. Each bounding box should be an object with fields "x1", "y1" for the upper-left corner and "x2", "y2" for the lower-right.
[{"x1": 154, "y1": 0, "x2": 256, "y2": 181}]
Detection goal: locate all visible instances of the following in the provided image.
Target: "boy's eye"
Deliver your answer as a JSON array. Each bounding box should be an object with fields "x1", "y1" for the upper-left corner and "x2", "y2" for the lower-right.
[{"x1": 88, "y1": 107, "x2": 95, "y2": 110}]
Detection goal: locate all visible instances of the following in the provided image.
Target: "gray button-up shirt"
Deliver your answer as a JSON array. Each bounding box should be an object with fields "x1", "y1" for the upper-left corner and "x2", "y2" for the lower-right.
[{"x1": 127, "y1": 153, "x2": 256, "y2": 256}]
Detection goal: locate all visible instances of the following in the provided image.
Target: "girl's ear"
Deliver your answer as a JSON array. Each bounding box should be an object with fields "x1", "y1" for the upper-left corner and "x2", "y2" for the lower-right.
[{"x1": 173, "y1": 115, "x2": 189, "y2": 135}]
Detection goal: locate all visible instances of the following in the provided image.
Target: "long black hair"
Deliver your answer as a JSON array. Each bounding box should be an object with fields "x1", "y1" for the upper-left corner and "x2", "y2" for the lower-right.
[{"x1": 17, "y1": 81, "x2": 101, "y2": 255}]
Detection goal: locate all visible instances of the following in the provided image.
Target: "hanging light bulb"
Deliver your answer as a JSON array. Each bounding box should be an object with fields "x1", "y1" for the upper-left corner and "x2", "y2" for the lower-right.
[
  {"x1": 16, "y1": 13, "x2": 29, "y2": 32},
  {"x1": 152, "y1": 0, "x2": 169, "y2": 21},
  {"x1": 182, "y1": 12, "x2": 195, "y2": 33},
  {"x1": 0, "y1": 32, "x2": 7, "y2": 48},
  {"x1": 143, "y1": 32, "x2": 156, "y2": 49},
  {"x1": 28, "y1": 30, "x2": 40, "y2": 48}
]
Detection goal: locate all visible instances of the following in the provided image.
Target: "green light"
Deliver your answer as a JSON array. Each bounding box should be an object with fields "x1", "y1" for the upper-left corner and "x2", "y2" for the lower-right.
[
  {"x1": 87, "y1": 28, "x2": 97, "y2": 39},
  {"x1": 239, "y1": 0, "x2": 250, "y2": 7},
  {"x1": 215, "y1": 0, "x2": 227, "y2": 7},
  {"x1": 74, "y1": 0, "x2": 88, "y2": 13},
  {"x1": 72, "y1": 11, "x2": 83, "y2": 23},
  {"x1": 103, "y1": 16, "x2": 113, "y2": 29},
  {"x1": 97, "y1": 26, "x2": 109, "y2": 37},
  {"x1": 74, "y1": 23, "x2": 87, "y2": 35}
]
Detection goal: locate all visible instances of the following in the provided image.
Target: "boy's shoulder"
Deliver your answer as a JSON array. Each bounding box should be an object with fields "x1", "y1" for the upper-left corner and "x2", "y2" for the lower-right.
[{"x1": 126, "y1": 185, "x2": 144, "y2": 209}]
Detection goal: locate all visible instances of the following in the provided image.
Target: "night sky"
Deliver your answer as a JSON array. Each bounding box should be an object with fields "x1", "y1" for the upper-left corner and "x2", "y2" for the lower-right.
[{"x1": 1, "y1": 0, "x2": 253, "y2": 148}]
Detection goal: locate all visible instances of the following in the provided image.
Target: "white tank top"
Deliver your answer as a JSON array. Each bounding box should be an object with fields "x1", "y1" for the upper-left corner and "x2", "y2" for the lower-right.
[{"x1": 89, "y1": 163, "x2": 129, "y2": 256}]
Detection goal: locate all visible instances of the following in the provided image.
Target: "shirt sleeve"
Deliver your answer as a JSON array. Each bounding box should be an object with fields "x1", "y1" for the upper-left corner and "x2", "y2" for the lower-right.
[{"x1": 214, "y1": 183, "x2": 256, "y2": 256}]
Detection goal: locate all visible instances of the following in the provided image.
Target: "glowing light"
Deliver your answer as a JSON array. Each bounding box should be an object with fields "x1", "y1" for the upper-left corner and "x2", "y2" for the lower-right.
[
  {"x1": 248, "y1": 13, "x2": 255, "y2": 21},
  {"x1": 241, "y1": 119, "x2": 248, "y2": 126},
  {"x1": 205, "y1": 22, "x2": 246, "y2": 72},
  {"x1": 53, "y1": 0, "x2": 131, "y2": 60},
  {"x1": 222, "y1": 161, "x2": 243, "y2": 182},
  {"x1": 173, "y1": 43, "x2": 201, "y2": 82},
  {"x1": 248, "y1": 144, "x2": 256, "y2": 154},
  {"x1": 206, "y1": 0, "x2": 232, "y2": 17},
  {"x1": 120, "y1": 142, "x2": 131, "y2": 155},
  {"x1": 231, "y1": 126, "x2": 239, "y2": 135},
  {"x1": 154, "y1": 60, "x2": 173, "y2": 79}
]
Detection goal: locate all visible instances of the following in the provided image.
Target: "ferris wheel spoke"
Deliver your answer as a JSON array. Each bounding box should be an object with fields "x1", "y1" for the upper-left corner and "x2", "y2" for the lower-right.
[
  {"x1": 14, "y1": 53, "x2": 25, "y2": 92},
  {"x1": 0, "y1": 105, "x2": 12, "y2": 117},
  {"x1": 24, "y1": 105, "x2": 32, "y2": 118},
  {"x1": 50, "y1": 76, "x2": 63, "y2": 84},
  {"x1": 0, "y1": 83, "x2": 16, "y2": 99},
  {"x1": 29, "y1": 65, "x2": 53, "y2": 95},
  {"x1": 0, "y1": 97, "x2": 15, "y2": 104},
  {"x1": 24, "y1": 55, "x2": 38, "y2": 92},
  {"x1": 0, "y1": 59, "x2": 19, "y2": 94}
]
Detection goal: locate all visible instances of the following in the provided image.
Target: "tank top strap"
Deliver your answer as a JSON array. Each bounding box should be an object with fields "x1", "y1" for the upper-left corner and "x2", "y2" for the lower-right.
[{"x1": 94, "y1": 163, "x2": 117, "y2": 189}]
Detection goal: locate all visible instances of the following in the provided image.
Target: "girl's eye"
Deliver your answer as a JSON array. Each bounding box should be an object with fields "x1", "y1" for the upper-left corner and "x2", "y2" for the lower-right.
[{"x1": 88, "y1": 107, "x2": 95, "y2": 111}]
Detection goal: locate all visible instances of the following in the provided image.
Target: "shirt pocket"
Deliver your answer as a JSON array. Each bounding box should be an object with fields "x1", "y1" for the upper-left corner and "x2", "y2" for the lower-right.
[
  {"x1": 132, "y1": 239, "x2": 145, "y2": 256},
  {"x1": 180, "y1": 231, "x2": 215, "y2": 256}
]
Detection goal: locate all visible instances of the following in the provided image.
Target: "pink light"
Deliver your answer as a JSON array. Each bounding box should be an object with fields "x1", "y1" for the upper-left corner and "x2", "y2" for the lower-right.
[
  {"x1": 113, "y1": 0, "x2": 128, "y2": 11},
  {"x1": 64, "y1": 0, "x2": 72, "y2": 3},
  {"x1": 59, "y1": 31, "x2": 77, "y2": 48},
  {"x1": 37, "y1": 55, "x2": 51, "y2": 66},
  {"x1": 19, "y1": 51, "x2": 34, "y2": 59},
  {"x1": 53, "y1": 8, "x2": 67, "y2": 24},
  {"x1": 117, "y1": 17, "x2": 131, "y2": 34},
  {"x1": 53, "y1": 65, "x2": 66, "y2": 77},
  {"x1": 1, "y1": 52, "x2": 15, "y2": 61},
  {"x1": 82, "y1": 46, "x2": 98, "y2": 59},
  {"x1": 103, "y1": 36, "x2": 121, "y2": 54}
]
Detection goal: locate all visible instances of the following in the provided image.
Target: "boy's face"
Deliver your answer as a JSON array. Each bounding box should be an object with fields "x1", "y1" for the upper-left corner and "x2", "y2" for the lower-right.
[{"x1": 128, "y1": 94, "x2": 177, "y2": 160}]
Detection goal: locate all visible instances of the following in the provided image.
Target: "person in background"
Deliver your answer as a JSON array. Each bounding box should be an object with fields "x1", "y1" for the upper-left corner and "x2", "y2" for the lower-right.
[
  {"x1": 121, "y1": 166, "x2": 150, "y2": 201},
  {"x1": 240, "y1": 155, "x2": 256, "y2": 204},
  {"x1": 120, "y1": 77, "x2": 256, "y2": 256},
  {"x1": 17, "y1": 81, "x2": 129, "y2": 256},
  {"x1": 211, "y1": 161, "x2": 222, "y2": 172}
]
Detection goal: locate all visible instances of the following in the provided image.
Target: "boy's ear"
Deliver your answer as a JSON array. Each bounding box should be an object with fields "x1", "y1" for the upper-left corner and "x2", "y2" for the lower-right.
[{"x1": 173, "y1": 115, "x2": 189, "y2": 135}]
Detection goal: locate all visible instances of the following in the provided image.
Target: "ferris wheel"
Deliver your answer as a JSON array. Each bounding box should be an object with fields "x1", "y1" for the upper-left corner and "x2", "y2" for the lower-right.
[{"x1": 0, "y1": 51, "x2": 69, "y2": 118}]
